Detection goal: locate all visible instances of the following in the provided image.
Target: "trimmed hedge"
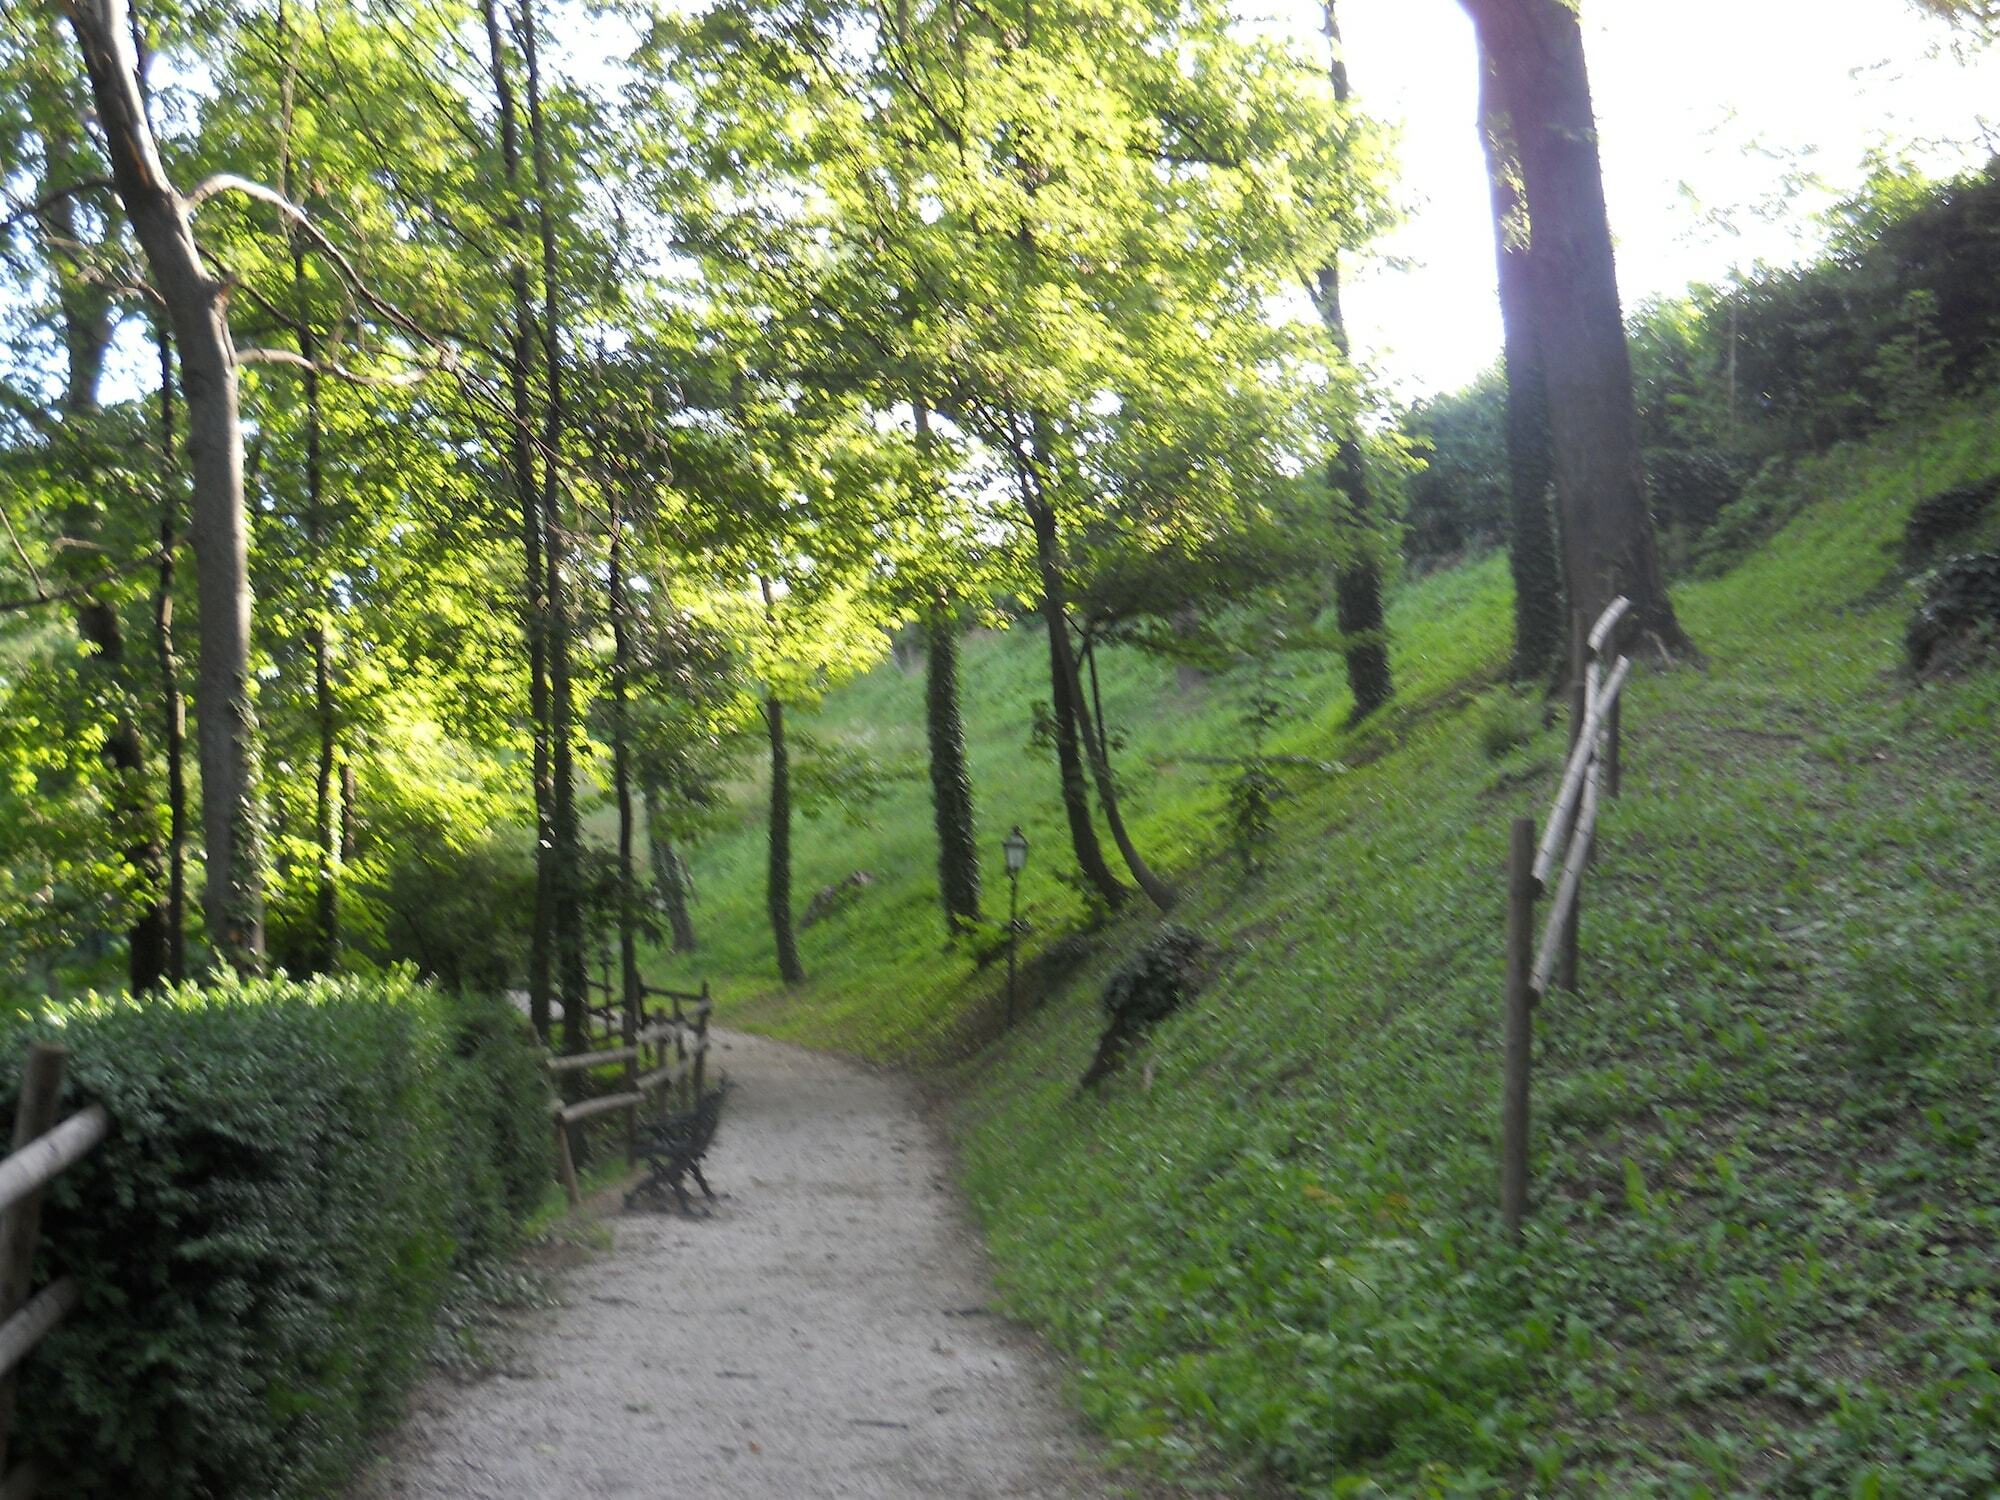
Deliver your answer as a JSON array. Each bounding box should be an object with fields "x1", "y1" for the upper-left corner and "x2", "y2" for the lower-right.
[{"x1": 1, "y1": 971, "x2": 549, "y2": 1499}]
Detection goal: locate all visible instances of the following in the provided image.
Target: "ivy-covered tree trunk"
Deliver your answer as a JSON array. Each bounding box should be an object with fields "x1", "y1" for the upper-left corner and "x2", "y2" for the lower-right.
[
  {"x1": 924, "y1": 604, "x2": 982, "y2": 934},
  {"x1": 642, "y1": 783, "x2": 697, "y2": 953},
  {"x1": 482, "y1": 0, "x2": 553, "y2": 1040},
  {"x1": 520, "y1": 0, "x2": 588, "y2": 1049},
  {"x1": 1478, "y1": 42, "x2": 1565, "y2": 683},
  {"x1": 1311, "y1": 1, "x2": 1393, "y2": 722},
  {"x1": 764, "y1": 693, "x2": 805, "y2": 984},
  {"x1": 1024, "y1": 487, "x2": 1127, "y2": 911},
  {"x1": 1463, "y1": 0, "x2": 1692, "y2": 658}
]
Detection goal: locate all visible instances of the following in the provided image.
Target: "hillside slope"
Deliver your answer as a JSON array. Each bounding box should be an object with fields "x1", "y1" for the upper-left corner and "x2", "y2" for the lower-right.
[{"x1": 651, "y1": 397, "x2": 2000, "y2": 1493}]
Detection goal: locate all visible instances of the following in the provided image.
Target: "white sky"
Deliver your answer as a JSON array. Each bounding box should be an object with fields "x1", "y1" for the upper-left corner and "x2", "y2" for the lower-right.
[{"x1": 1255, "y1": 0, "x2": 2000, "y2": 397}]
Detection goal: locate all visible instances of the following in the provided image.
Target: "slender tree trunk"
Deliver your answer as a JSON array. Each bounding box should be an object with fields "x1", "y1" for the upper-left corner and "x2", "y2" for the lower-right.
[
  {"x1": 292, "y1": 252, "x2": 340, "y2": 974},
  {"x1": 64, "y1": 0, "x2": 265, "y2": 969},
  {"x1": 1477, "y1": 41, "x2": 1565, "y2": 683},
  {"x1": 608, "y1": 491, "x2": 642, "y2": 1036},
  {"x1": 1463, "y1": 0, "x2": 1692, "y2": 657},
  {"x1": 642, "y1": 784, "x2": 697, "y2": 953},
  {"x1": 1023, "y1": 484, "x2": 1126, "y2": 911},
  {"x1": 924, "y1": 603, "x2": 981, "y2": 932},
  {"x1": 481, "y1": 0, "x2": 554, "y2": 1041},
  {"x1": 154, "y1": 322, "x2": 188, "y2": 983},
  {"x1": 1071, "y1": 634, "x2": 1175, "y2": 911},
  {"x1": 758, "y1": 576, "x2": 805, "y2": 983},
  {"x1": 1311, "y1": 2, "x2": 1393, "y2": 721},
  {"x1": 46, "y1": 131, "x2": 169, "y2": 993},
  {"x1": 519, "y1": 0, "x2": 587, "y2": 1045}
]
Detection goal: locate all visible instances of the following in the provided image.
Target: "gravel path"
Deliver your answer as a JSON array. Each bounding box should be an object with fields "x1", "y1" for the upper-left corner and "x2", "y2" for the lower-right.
[{"x1": 359, "y1": 1029, "x2": 1108, "y2": 1499}]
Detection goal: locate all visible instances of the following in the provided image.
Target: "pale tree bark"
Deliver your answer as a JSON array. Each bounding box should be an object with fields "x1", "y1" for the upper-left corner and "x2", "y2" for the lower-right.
[
  {"x1": 642, "y1": 784, "x2": 697, "y2": 953},
  {"x1": 62, "y1": 0, "x2": 266, "y2": 968},
  {"x1": 1461, "y1": 0, "x2": 1692, "y2": 659}
]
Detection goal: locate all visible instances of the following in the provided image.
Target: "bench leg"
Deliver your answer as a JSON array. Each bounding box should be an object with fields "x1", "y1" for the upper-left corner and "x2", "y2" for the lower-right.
[{"x1": 691, "y1": 1162, "x2": 716, "y2": 1202}]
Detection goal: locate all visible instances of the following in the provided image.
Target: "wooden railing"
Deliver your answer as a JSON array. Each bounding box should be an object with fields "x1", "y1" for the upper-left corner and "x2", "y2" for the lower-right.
[
  {"x1": 1501, "y1": 597, "x2": 1634, "y2": 1239},
  {"x1": 549, "y1": 982, "x2": 712, "y2": 1206},
  {"x1": 0, "y1": 1043, "x2": 108, "y2": 1497}
]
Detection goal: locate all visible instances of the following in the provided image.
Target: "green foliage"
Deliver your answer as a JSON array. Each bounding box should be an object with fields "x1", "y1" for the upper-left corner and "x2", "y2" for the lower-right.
[
  {"x1": 1475, "y1": 688, "x2": 1538, "y2": 761},
  {"x1": 5, "y1": 972, "x2": 548, "y2": 1500},
  {"x1": 683, "y1": 392, "x2": 2000, "y2": 1491}
]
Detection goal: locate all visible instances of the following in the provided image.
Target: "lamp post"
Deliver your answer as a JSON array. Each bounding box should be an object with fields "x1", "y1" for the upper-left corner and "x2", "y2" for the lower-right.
[{"x1": 1003, "y1": 825, "x2": 1029, "y2": 1025}]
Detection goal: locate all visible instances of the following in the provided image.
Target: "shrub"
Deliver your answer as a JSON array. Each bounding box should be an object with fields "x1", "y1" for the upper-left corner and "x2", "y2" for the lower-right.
[
  {"x1": 1475, "y1": 690, "x2": 1538, "y2": 761},
  {"x1": 1080, "y1": 924, "x2": 1208, "y2": 1089},
  {"x1": 1903, "y1": 477, "x2": 1999, "y2": 563},
  {"x1": 1907, "y1": 552, "x2": 2000, "y2": 676},
  {"x1": 3, "y1": 971, "x2": 550, "y2": 1500}
]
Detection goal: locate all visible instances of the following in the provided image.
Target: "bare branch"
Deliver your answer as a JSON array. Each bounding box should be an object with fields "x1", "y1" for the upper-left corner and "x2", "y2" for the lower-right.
[
  {"x1": 0, "y1": 177, "x2": 117, "y2": 237},
  {"x1": 0, "y1": 546, "x2": 168, "y2": 616},
  {"x1": 237, "y1": 346, "x2": 429, "y2": 388}
]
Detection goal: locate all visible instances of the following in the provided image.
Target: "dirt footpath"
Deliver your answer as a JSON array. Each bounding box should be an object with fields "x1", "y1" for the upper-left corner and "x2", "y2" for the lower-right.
[{"x1": 360, "y1": 1029, "x2": 1108, "y2": 1499}]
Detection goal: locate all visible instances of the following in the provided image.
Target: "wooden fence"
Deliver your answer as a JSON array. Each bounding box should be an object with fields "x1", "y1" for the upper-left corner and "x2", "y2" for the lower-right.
[
  {"x1": 1501, "y1": 597, "x2": 1635, "y2": 1239},
  {"x1": 548, "y1": 981, "x2": 712, "y2": 1206},
  {"x1": 0, "y1": 1043, "x2": 108, "y2": 1498}
]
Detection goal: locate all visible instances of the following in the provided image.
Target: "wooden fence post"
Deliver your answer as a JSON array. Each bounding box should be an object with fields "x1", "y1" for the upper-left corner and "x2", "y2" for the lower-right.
[
  {"x1": 693, "y1": 981, "x2": 710, "y2": 1102},
  {"x1": 0, "y1": 1045, "x2": 67, "y2": 1474},
  {"x1": 1606, "y1": 695, "x2": 1623, "y2": 797},
  {"x1": 1501, "y1": 818, "x2": 1536, "y2": 1241}
]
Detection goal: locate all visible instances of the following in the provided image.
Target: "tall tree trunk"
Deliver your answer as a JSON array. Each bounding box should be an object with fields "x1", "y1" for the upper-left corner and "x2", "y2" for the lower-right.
[
  {"x1": 914, "y1": 397, "x2": 981, "y2": 934},
  {"x1": 519, "y1": 0, "x2": 587, "y2": 1045},
  {"x1": 642, "y1": 784, "x2": 697, "y2": 953},
  {"x1": 291, "y1": 248, "x2": 340, "y2": 974},
  {"x1": 1311, "y1": 1, "x2": 1393, "y2": 721},
  {"x1": 155, "y1": 322, "x2": 188, "y2": 983},
  {"x1": 1477, "y1": 41, "x2": 1565, "y2": 683},
  {"x1": 64, "y1": 0, "x2": 265, "y2": 970},
  {"x1": 1462, "y1": 0, "x2": 1692, "y2": 657},
  {"x1": 608, "y1": 490, "x2": 641, "y2": 1036},
  {"x1": 1071, "y1": 634, "x2": 1175, "y2": 912},
  {"x1": 924, "y1": 603, "x2": 981, "y2": 932},
  {"x1": 481, "y1": 0, "x2": 554, "y2": 1041},
  {"x1": 759, "y1": 576, "x2": 805, "y2": 984},
  {"x1": 1023, "y1": 484, "x2": 1126, "y2": 911}
]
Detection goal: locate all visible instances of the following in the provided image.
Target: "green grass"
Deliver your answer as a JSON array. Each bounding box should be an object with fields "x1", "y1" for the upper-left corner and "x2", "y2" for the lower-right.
[{"x1": 647, "y1": 394, "x2": 2000, "y2": 1493}]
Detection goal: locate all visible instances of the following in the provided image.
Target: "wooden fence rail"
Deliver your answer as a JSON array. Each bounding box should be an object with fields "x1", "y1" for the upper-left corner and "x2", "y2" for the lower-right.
[
  {"x1": 550, "y1": 981, "x2": 712, "y2": 1205},
  {"x1": 0, "y1": 1043, "x2": 107, "y2": 1497},
  {"x1": 1501, "y1": 597, "x2": 1636, "y2": 1240}
]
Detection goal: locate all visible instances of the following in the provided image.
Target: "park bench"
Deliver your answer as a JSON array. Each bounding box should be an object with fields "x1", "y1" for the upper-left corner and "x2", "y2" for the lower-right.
[{"x1": 625, "y1": 1082, "x2": 729, "y2": 1215}]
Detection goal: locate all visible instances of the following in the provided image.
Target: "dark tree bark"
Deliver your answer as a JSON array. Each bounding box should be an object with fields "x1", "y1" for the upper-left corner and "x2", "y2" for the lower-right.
[
  {"x1": 154, "y1": 322, "x2": 188, "y2": 983},
  {"x1": 758, "y1": 575, "x2": 804, "y2": 984},
  {"x1": 1023, "y1": 483, "x2": 1126, "y2": 911},
  {"x1": 291, "y1": 252, "x2": 340, "y2": 974},
  {"x1": 763, "y1": 693, "x2": 804, "y2": 984},
  {"x1": 481, "y1": 0, "x2": 554, "y2": 1041},
  {"x1": 1310, "y1": 2, "x2": 1393, "y2": 721},
  {"x1": 63, "y1": 0, "x2": 266, "y2": 969},
  {"x1": 923, "y1": 602, "x2": 982, "y2": 933},
  {"x1": 519, "y1": 0, "x2": 588, "y2": 1045},
  {"x1": 1462, "y1": 0, "x2": 1692, "y2": 658},
  {"x1": 44, "y1": 119, "x2": 170, "y2": 993},
  {"x1": 642, "y1": 784, "x2": 697, "y2": 953},
  {"x1": 1073, "y1": 633, "x2": 1175, "y2": 911},
  {"x1": 1477, "y1": 42, "x2": 1565, "y2": 683},
  {"x1": 608, "y1": 490, "x2": 642, "y2": 1035}
]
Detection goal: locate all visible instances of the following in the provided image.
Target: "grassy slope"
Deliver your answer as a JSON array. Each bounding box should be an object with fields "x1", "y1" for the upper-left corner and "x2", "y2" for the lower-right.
[{"x1": 649, "y1": 398, "x2": 2000, "y2": 1495}]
